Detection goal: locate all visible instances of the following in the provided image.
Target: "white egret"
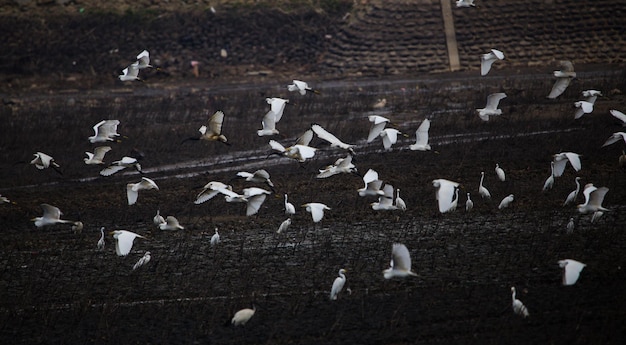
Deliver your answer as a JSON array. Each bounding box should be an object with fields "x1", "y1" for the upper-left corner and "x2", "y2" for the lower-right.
[
  {"x1": 184, "y1": 111, "x2": 230, "y2": 145},
  {"x1": 511, "y1": 287, "x2": 529, "y2": 318},
  {"x1": 0, "y1": 195, "x2": 11, "y2": 203},
  {"x1": 159, "y1": 216, "x2": 184, "y2": 231},
  {"x1": 552, "y1": 152, "x2": 582, "y2": 177},
  {"x1": 302, "y1": 202, "x2": 331, "y2": 223},
  {"x1": 456, "y1": 0, "x2": 475, "y2": 8},
  {"x1": 563, "y1": 177, "x2": 581, "y2": 206},
  {"x1": 476, "y1": 93, "x2": 507, "y2": 121},
  {"x1": 236, "y1": 169, "x2": 275, "y2": 189},
  {"x1": 498, "y1": 194, "x2": 514, "y2": 210},
  {"x1": 371, "y1": 184, "x2": 398, "y2": 211},
  {"x1": 277, "y1": 218, "x2": 291, "y2": 234},
  {"x1": 284, "y1": 194, "x2": 296, "y2": 215},
  {"x1": 367, "y1": 115, "x2": 390, "y2": 143},
  {"x1": 478, "y1": 171, "x2": 491, "y2": 199},
  {"x1": 97, "y1": 227, "x2": 105, "y2": 250},
  {"x1": 89, "y1": 120, "x2": 121, "y2": 143},
  {"x1": 232, "y1": 306, "x2": 256, "y2": 326},
  {"x1": 257, "y1": 110, "x2": 280, "y2": 136},
  {"x1": 30, "y1": 152, "x2": 62, "y2": 174},
  {"x1": 84, "y1": 146, "x2": 112, "y2": 165},
  {"x1": 126, "y1": 177, "x2": 159, "y2": 206},
  {"x1": 609, "y1": 109, "x2": 626, "y2": 126},
  {"x1": 448, "y1": 188, "x2": 460, "y2": 212},
  {"x1": 110, "y1": 230, "x2": 145, "y2": 256},
  {"x1": 242, "y1": 187, "x2": 271, "y2": 216},
  {"x1": 268, "y1": 139, "x2": 317, "y2": 162},
  {"x1": 311, "y1": 123, "x2": 355, "y2": 153},
  {"x1": 395, "y1": 188, "x2": 407, "y2": 211},
  {"x1": 379, "y1": 128, "x2": 402, "y2": 151},
  {"x1": 153, "y1": 209, "x2": 165, "y2": 226},
  {"x1": 133, "y1": 251, "x2": 151, "y2": 270},
  {"x1": 543, "y1": 162, "x2": 555, "y2": 191},
  {"x1": 211, "y1": 228, "x2": 220, "y2": 246},
  {"x1": 194, "y1": 181, "x2": 233, "y2": 204},
  {"x1": 265, "y1": 97, "x2": 289, "y2": 122},
  {"x1": 100, "y1": 156, "x2": 142, "y2": 176},
  {"x1": 409, "y1": 119, "x2": 431, "y2": 151},
  {"x1": 547, "y1": 60, "x2": 576, "y2": 99},
  {"x1": 330, "y1": 268, "x2": 347, "y2": 300},
  {"x1": 566, "y1": 217, "x2": 575, "y2": 234},
  {"x1": 31, "y1": 203, "x2": 74, "y2": 228},
  {"x1": 601, "y1": 132, "x2": 626, "y2": 147},
  {"x1": 317, "y1": 154, "x2": 357, "y2": 178},
  {"x1": 432, "y1": 179, "x2": 460, "y2": 213},
  {"x1": 558, "y1": 259, "x2": 586, "y2": 286},
  {"x1": 72, "y1": 221, "x2": 84, "y2": 234},
  {"x1": 574, "y1": 90, "x2": 602, "y2": 119},
  {"x1": 287, "y1": 79, "x2": 318, "y2": 95},
  {"x1": 383, "y1": 243, "x2": 417, "y2": 279},
  {"x1": 358, "y1": 169, "x2": 385, "y2": 197},
  {"x1": 465, "y1": 193, "x2": 473, "y2": 212},
  {"x1": 119, "y1": 63, "x2": 140, "y2": 81},
  {"x1": 494, "y1": 164, "x2": 505, "y2": 182},
  {"x1": 480, "y1": 49, "x2": 504, "y2": 76},
  {"x1": 136, "y1": 50, "x2": 152, "y2": 69},
  {"x1": 577, "y1": 184, "x2": 609, "y2": 214}
]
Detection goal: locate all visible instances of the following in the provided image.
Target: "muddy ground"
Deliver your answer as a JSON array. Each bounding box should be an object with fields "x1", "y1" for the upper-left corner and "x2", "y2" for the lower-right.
[{"x1": 0, "y1": 66, "x2": 626, "y2": 344}]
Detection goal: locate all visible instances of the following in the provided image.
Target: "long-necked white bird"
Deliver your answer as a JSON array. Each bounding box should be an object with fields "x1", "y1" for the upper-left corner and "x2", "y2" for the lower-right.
[
  {"x1": 110, "y1": 230, "x2": 145, "y2": 256},
  {"x1": 563, "y1": 177, "x2": 581, "y2": 206},
  {"x1": 511, "y1": 287, "x2": 529, "y2": 318},
  {"x1": 574, "y1": 90, "x2": 602, "y2": 119},
  {"x1": 257, "y1": 110, "x2": 280, "y2": 137},
  {"x1": 194, "y1": 181, "x2": 233, "y2": 204},
  {"x1": 480, "y1": 49, "x2": 504, "y2": 76},
  {"x1": 476, "y1": 93, "x2": 507, "y2": 121},
  {"x1": 432, "y1": 178, "x2": 460, "y2": 213},
  {"x1": 330, "y1": 268, "x2": 347, "y2": 300},
  {"x1": 498, "y1": 194, "x2": 514, "y2": 210},
  {"x1": 465, "y1": 193, "x2": 473, "y2": 212},
  {"x1": 383, "y1": 243, "x2": 417, "y2": 279},
  {"x1": 277, "y1": 218, "x2": 291, "y2": 234},
  {"x1": 558, "y1": 259, "x2": 586, "y2": 286},
  {"x1": 31, "y1": 203, "x2": 75, "y2": 228},
  {"x1": 126, "y1": 177, "x2": 159, "y2": 206},
  {"x1": 367, "y1": 115, "x2": 390, "y2": 143},
  {"x1": 609, "y1": 109, "x2": 626, "y2": 126},
  {"x1": 153, "y1": 209, "x2": 165, "y2": 227},
  {"x1": 566, "y1": 217, "x2": 575, "y2": 234},
  {"x1": 358, "y1": 169, "x2": 385, "y2": 197},
  {"x1": 119, "y1": 62, "x2": 140, "y2": 81},
  {"x1": 242, "y1": 187, "x2": 272, "y2": 216},
  {"x1": 84, "y1": 146, "x2": 112, "y2": 165},
  {"x1": 371, "y1": 184, "x2": 397, "y2": 211},
  {"x1": 478, "y1": 172, "x2": 491, "y2": 199},
  {"x1": 302, "y1": 202, "x2": 331, "y2": 223},
  {"x1": 236, "y1": 169, "x2": 275, "y2": 189},
  {"x1": 448, "y1": 188, "x2": 460, "y2": 212},
  {"x1": 287, "y1": 79, "x2": 318, "y2": 95},
  {"x1": 395, "y1": 188, "x2": 407, "y2": 211},
  {"x1": 317, "y1": 154, "x2": 357, "y2": 178},
  {"x1": 89, "y1": 120, "x2": 121, "y2": 143},
  {"x1": 210, "y1": 228, "x2": 220, "y2": 246},
  {"x1": 543, "y1": 162, "x2": 555, "y2": 191},
  {"x1": 495, "y1": 163, "x2": 505, "y2": 182},
  {"x1": 547, "y1": 60, "x2": 576, "y2": 99},
  {"x1": 409, "y1": 119, "x2": 431, "y2": 151},
  {"x1": 265, "y1": 97, "x2": 289, "y2": 121},
  {"x1": 97, "y1": 227, "x2": 106, "y2": 250},
  {"x1": 100, "y1": 156, "x2": 142, "y2": 176},
  {"x1": 284, "y1": 194, "x2": 296, "y2": 215},
  {"x1": 311, "y1": 123, "x2": 355, "y2": 153},
  {"x1": 552, "y1": 152, "x2": 582, "y2": 177},
  {"x1": 132, "y1": 251, "x2": 151, "y2": 271},
  {"x1": 30, "y1": 152, "x2": 62, "y2": 174},
  {"x1": 268, "y1": 139, "x2": 317, "y2": 162},
  {"x1": 231, "y1": 306, "x2": 256, "y2": 326},
  {"x1": 577, "y1": 184, "x2": 609, "y2": 214},
  {"x1": 159, "y1": 216, "x2": 184, "y2": 231},
  {"x1": 183, "y1": 111, "x2": 230, "y2": 145},
  {"x1": 602, "y1": 132, "x2": 626, "y2": 147}
]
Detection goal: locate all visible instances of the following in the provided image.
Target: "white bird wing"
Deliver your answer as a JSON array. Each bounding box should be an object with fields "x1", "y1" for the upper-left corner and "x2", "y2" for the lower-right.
[
  {"x1": 367, "y1": 115, "x2": 390, "y2": 142},
  {"x1": 311, "y1": 123, "x2": 353, "y2": 150},
  {"x1": 100, "y1": 120, "x2": 120, "y2": 138},
  {"x1": 269, "y1": 140, "x2": 286, "y2": 153},
  {"x1": 115, "y1": 231, "x2": 142, "y2": 256},
  {"x1": 136, "y1": 50, "x2": 150, "y2": 67},
  {"x1": 362, "y1": 169, "x2": 379, "y2": 185},
  {"x1": 126, "y1": 184, "x2": 139, "y2": 205},
  {"x1": 381, "y1": 129, "x2": 400, "y2": 150},
  {"x1": 259, "y1": 111, "x2": 277, "y2": 133},
  {"x1": 391, "y1": 243, "x2": 412, "y2": 272},
  {"x1": 480, "y1": 53, "x2": 497, "y2": 76},
  {"x1": 138, "y1": 177, "x2": 159, "y2": 191},
  {"x1": 208, "y1": 111, "x2": 225, "y2": 135},
  {"x1": 266, "y1": 98, "x2": 288, "y2": 122},
  {"x1": 93, "y1": 146, "x2": 112, "y2": 161},
  {"x1": 295, "y1": 129, "x2": 314, "y2": 146},
  {"x1": 377, "y1": 184, "x2": 395, "y2": 208},
  {"x1": 559, "y1": 259, "x2": 586, "y2": 286},
  {"x1": 100, "y1": 164, "x2": 126, "y2": 176},
  {"x1": 491, "y1": 49, "x2": 505, "y2": 60},
  {"x1": 41, "y1": 203, "x2": 62, "y2": 221},
  {"x1": 413, "y1": 119, "x2": 430, "y2": 147},
  {"x1": 602, "y1": 132, "x2": 626, "y2": 147},
  {"x1": 609, "y1": 109, "x2": 626, "y2": 125},
  {"x1": 244, "y1": 190, "x2": 269, "y2": 216},
  {"x1": 485, "y1": 93, "x2": 507, "y2": 110},
  {"x1": 552, "y1": 157, "x2": 568, "y2": 177},
  {"x1": 588, "y1": 187, "x2": 609, "y2": 208},
  {"x1": 307, "y1": 203, "x2": 328, "y2": 222},
  {"x1": 293, "y1": 145, "x2": 317, "y2": 160},
  {"x1": 580, "y1": 184, "x2": 598, "y2": 206},
  {"x1": 435, "y1": 179, "x2": 459, "y2": 213},
  {"x1": 564, "y1": 152, "x2": 582, "y2": 171},
  {"x1": 548, "y1": 77, "x2": 572, "y2": 99}
]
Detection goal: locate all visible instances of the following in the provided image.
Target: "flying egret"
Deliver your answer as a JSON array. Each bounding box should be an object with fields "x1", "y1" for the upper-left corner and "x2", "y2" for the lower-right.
[
  {"x1": 132, "y1": 251, "x2": 151, "y2": 270},
  {"x1": 136, "y1": 50, "x2": 152, "y2": 69},
  {"x1": 609, "y1": 109, "x2": 626, "y2": 126},
  {"x1": 277, "y1": 218, "x2": 292, "y2": 234},
  {"x1": 511, "y1": 287, "x2": 529, "y2": 318},
  {"x1": 543, "y1": 162, "x2": 555, "y2": 191},
  {"x1": 236, "y1": 169, "x2": 275, "y2": 189},
  {"x1": 317, "y1": 154, "x2": 357, "y2": 178},
  {"x1": 110, "y1": 230, "x2": 146, "y2": 256},
  {"x1": 383, "y1": 243, "x2": 417, "y2": 279},
  {"x1": 367, "y1": 115, "x2": 390, "y2": 142},
  {"x1": 566, "y1": 217, "x2": 575, "y2": 234},
  {"x1": 31, "y1": 203, "x2": 75, "y2": 228},
  {"x1": 194, "y1": 181, "x2": 233, "y2": 204},
  {"x1": 268, "y1": 139, "x2": 317, "y2": 162},
  {"x1": 480, "y1": 49, "x2": 504, "y2": 76},
  {"x1": 577, "y1": 184, "x2": 609, "y2": 214},
  {"x1": 302, "y1": 202, "x2": 331, "y2": 223},
  {"x1": 371, "y1": 184, "x2": 398, "y2": 211},
  {"x1": 159, "y1": 216, "x2": 184, "y2": 231},
  {"x1": 30, "y1": 152, "x2": 62, "y2": 174},
  {"x1": 495, "y1": 163, "x2": 505, "y2": 182},
  {"x1": 232, "y1": 306, "x2": 256, "y2": 326},
  {"x1": 126, "y1": 177, "x2": 159, "y2": 206},
  {"x1": 379, "y1": 128, "x2": 402, "y2": 151},
  {"x1": 84, "y1": 146, "x2": 112, "y2": 165},
  {"x1": 465, "y1": 193, "x2": 473, "y2": 212},
  {"x1": 97, "y1": 227, "x2": 105, "y2": 250},
  {"x1": 210, "y1": 228, "x2": 220, "y2": 246},
  {"x1": 547, "y1": 60, "x2": 576, "y2": 99},
  {"x1": 498, "y1": 194, "x2": 514, "y2": 210},
  {"x1": 456, "y1": 0, "x2": 476, "y2": 7},
  {"x1": 395, "y1": 188, "x2": 407, "y2": 211},
  {"x1": 591, "y1": 211, "x2": 604, "y2": 223},
  {"x1": 265, "y1": 97, "x2": 289, "y2": 122},
  {"x1": 287, "y1": 79, "x2": 318, "y2": 95},
  {"x1": 563, "y1": 177, "x2": 581, "y2": 206},
  {"x1": 601, "y1": 132, "x2": 626, "y2": 147},
  {"x1": 119, "y1": 63, "x2": 140, "y2": 81},
  {"x1": 432, "y1": 179, "x2": 460, "y2": 213},
  {"x1": 182, "y1": 111, "x2": 230, "y2": 145},
  {"x1": 478, "y1": 172, "x2": 491, "y2": 199},
  {"x1": 409, "y1": 119, "x2": 431, "y2": 151},
  {"x1": 242, "y1": 187, "x2": 271, "y2": 216},
  {"x1": 100, "y1": 156, "x2": 142, "y2": 176},
  {"x1": 574, "y1": 90, "x2": 602, "y2": 119},
  {"x1": 311, "y1": 123, "x2": 355, "y2": 153},
  {"x1": 476, "y1": 93, "x2": 507, "y2": 121},
  {"x1": 552, "y1": 152, "x2": 582, "y2": 177},
  {"x1": 558, "y1": 259, "x2": 586, "y2": 286},
  {"x1": 257, "y1": 110, "x2": 280, "y2": 136},
  {"x1": 284, "y1": 194, "x2": 296, "y2": 215},
  {"x1": 330, "y1": 269, "x2": 347, "y2": 300},
  {"x1": 0, "y1": 195, "x2": 11, "y2": 204},
  {"x1": 153, "y1": 209, "x2": 165, "y2": 226},
  {"x1": 358, "y1": 169, "x2": 385, "y2": 197},
  {"x1": 89, "y1": 120, "x2": 121, "y2": 143}
]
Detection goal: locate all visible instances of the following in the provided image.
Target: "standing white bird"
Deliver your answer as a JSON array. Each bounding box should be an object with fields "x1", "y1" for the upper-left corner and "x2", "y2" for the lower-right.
[
  {"x1": 577, "y1": 184, "x2": 609, "y2": 214},
  {"x1": 495, "y1": 163, "x2": 505, "y2": 182},
  {"x1": 609, "y1": 109, "x2": 626, "y2": 126},
  {"x1": 478, "y1": 172, "x2": 491, "y2": 199},
  {"x1": 265, "y1": 97, "x2": 289, "y2": 122},
  {"x1": 547, "y1": 60, "x2": 576, "y2": 99},
  {"x1": 476, "y1": 93, "x2": 507, "y2": 121},
  {"x1": 511, "y1": 287, "x2": 529, "y2": 318},
  {"x1": 132, "y1": 251, "x2": 151, "y2": 271},
  {"x1": 257, "y1": 110, "x2": 280, "y2": 136},
  {"x1": 110, "y1": 230, "x2": 146, "y2": 256},
  {"x1": 543, "y1": 162, "x2": 555, "y2": 191},
  {"x1": 30, "y1": 152, "x2": 62, "y2": 174},
  {"x1": 330, "y1": 268, "x2": 347, "y2": 300},
  {"x1": 126, "y1": 177, "x2": 159, "y2": 206},
  {"x1": 566, "y1": 217, "x2": 575, "y2": 234},
  {"x1": 284, "y1": 194, "x2": 296, "y2": 215},
  {"x1": 159, "y1": 216, "x2": 184, "y2": 231},
  {"x1": 409, "y1": 119, "x2": 431, "y2": 151},
  {"x1": 358, "y1": 169, "x2": 385, "y2": 197},
  {"x1": 480, "y1": 49, "x2": 504, "y2": 76},
  {"x1": 552, "y1": 152, "x2": 582, "y2": 177},
  {"x1": 465, "y1": 193, "x2": 473, "y2": 212},
  {"x1": 302, "y1": 202, "x2": 331, "y2": 223},
  {"x1": 311, "y1": 123, "x2": 355, "y2": 153},
  {"x1": 317, "y1": 154, "x2": 357, "y2": 178},
  {"x1": 558, "y1": 259, "x2": 586, "y2": 286},
  {"x1": 31, "y1": 203, "x2": 75, "y2": 228},
  {"x1": 287, "y1": 79, "x2": 318, "y2": 95},
  {"x1": 153, "y1": 209, "x2": 165, "y2": 226},
  {"x1": 498, "y1": 194, "x2": 514, "y2": 210},
  {"x1": 395, "y1": 188, "x2": 407, "y2": 211},
  {"x1": 601, "y1": 132, "x2": 626, "y2": 147},
  {"x1": 383, "y1": 243, "x2": 417, "y2": 279},
  {"x1": 277, "y1": 218, "x2": 291, "y2": 234},
  {"x1": 563, "y1": 177, "x2": 581, "y2": 206},
  {"x1": 97, "y1": 227, "x2": 106, "y2": 250},
  {"x1": 100, "y1": 156, "x2": 142, "y2": 176},
  {"x1": 379, "y1": 128, "x2": 402, "y2": 151},
  {"x1": 210, "y1": 228, "x2": 220, "y2": 246},
  {"x1": 231, "y1": 306, "x2": 256, "y2": 326},
  {"x1": 89, "y1": 120, "x2": 121, "y2": 143},
  {"x1": 371, "y1": 184, "x2": 398, "y2": 211},
  {"x1": 432, "y1": 179, "x2": 460, "y2": 213},
  {"x1": 84, "y1": 146, "x2": 112, "y2": 165},
  {"x1": 119, "y1": 63, "x2": 140, "y2": 81},
  {"x1": 367, "y1": 115, "x2": 390, "y2": 143}
]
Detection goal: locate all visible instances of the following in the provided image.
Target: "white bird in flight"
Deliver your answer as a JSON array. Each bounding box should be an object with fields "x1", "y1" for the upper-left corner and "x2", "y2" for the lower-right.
[
  {"x1": 367, "y1": 115, "x2": 390, "y2": 143},
  {"x1": 100, "y1": 156, "x2": 142, "y2": 176},
  {"x1": 383, "y1": 243, "x2": 417, "y2": 279},
  {"x1": 194, "y1": 181, "x2": 233, "y2": 204},
  {"x1": 577, "y1": 184, "x2": 609, "y2": 214},
  {"x1": 111, "y1": 230, "x2": 146, "y2": 256},
  {"x1": 409, "y1": 119, "x2": 431, "y2": 151},
  {"x1": 159, "y1": 216, "x2": 184, "y2": 231},
  {"x1": 268, "y1": 139, "x2": 317, "y2": 163},
  {"x1": 89, "y1": 120, "x2": 121, "y2": 143},
  {"x1": 552, "y1": 152, "x2": 582, "y2": 177},
  {"x1": 236, "y1": 169, "x2": 275, "y2": 189},
  {"x1": 119, "y1": 62, "x2": 140, "y2": 81},
  {"x1": 358, "y1": 169, "x2": 385, "y2": 197},
  {"x1": 511, "y1": 287, "x2": 529, "y2": 318},
  {"x1": 601, "y1": 132, "x2": 626, "y2": 147},
  {"x1": 126, "y1": 177, "x2": 159, "y2": 206},
  {"x1": 302, "y1": 202, "x2": 331, "y2": 223},
  {"x1": 136, "y1": 50, "x2": 152, "y2": 69},
  {"x1": 265, "y1": 97, "x2": 289, "y2": 122},
  {"x1": 133, "y1": 251, "x2": 151, "y2": 271},
  {"x1": 609, "y1": 109, "x2": 626, "y2": 126},
  {"x1": 558, "y1": 259, "x2": 586, "y2": 286},
  {"x1": 330, "y1": 268, "x2": 347, "y2": 300},
  {"x1": 480, "y1": 49, "x2": 504, "y2": 76},
  {"x1": 31, "y1": 203, "x2": 75, "y2": 228},
  {"x1": 287, "y1": 79, "x2": 318, "y2": 95},
  {"x1": 84, "y1": 146, "x2": 112, "y2": 165},
  {"x1": 547, "y1": 60, "x2": 576, "y2": 99},
  {"x1": 574, "y1": 90, "x2": 601, "y2": 119},
  {"x1": 257, "y1": 110, "x2": 280, "y2": 137},
  {"x1": 371, "y1": 184, "x2": 397, "y2": 211},
  {"x1": 30, "y1": 152, "x2": 62, "y2": 174},
  {"x1": 379, "y1": 128, "x2": 402, "y2": 151},
  {"x1": 432, "y1": 179, "x2": 460, "y2": 213},
  {"x1": 317, "y1": 154, "x2": 357, "y2": 178},
  {"x1": 231, "y1": 306, "x2": 256, "y2": 326},
  {"x1": 476, "y1": 93, "x2": 506, "y2": 121},
  {"x1": 456, "y1": 0, "x2": 476, "y2": 8},
  {"x1": 185, "y1": 111, "x2": 230, "y2": 145},
  {"x1": 311, "y1": 123, "x2": 355, "y2": 153}
]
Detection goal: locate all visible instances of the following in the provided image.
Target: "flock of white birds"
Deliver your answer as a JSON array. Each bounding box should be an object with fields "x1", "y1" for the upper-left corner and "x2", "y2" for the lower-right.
[{"x1": 15, "y1": 43, "x2": 625, "y2": 324}]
